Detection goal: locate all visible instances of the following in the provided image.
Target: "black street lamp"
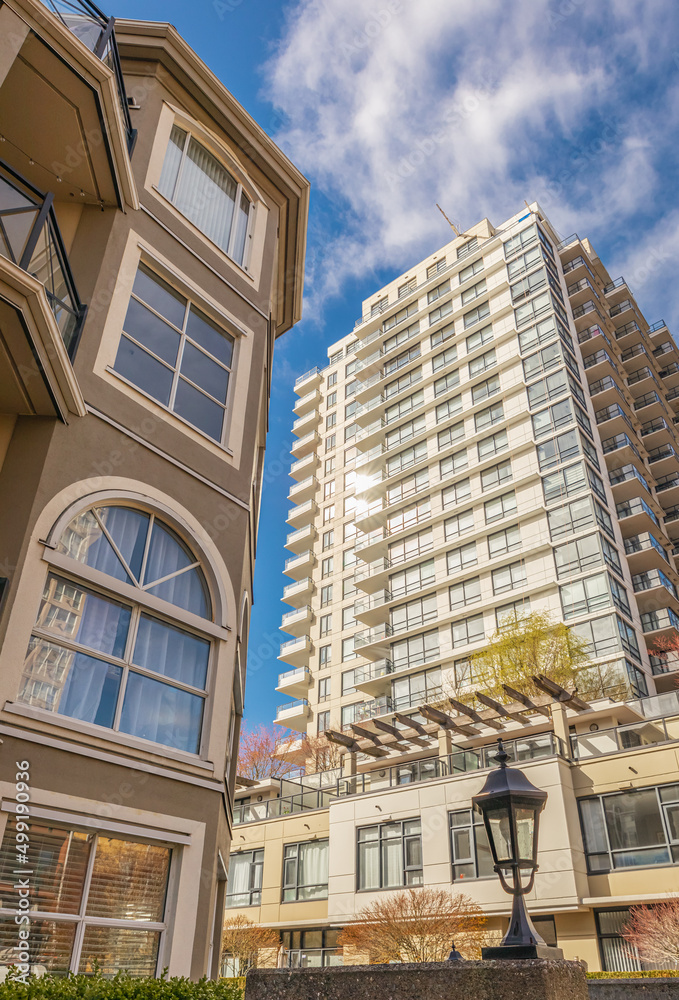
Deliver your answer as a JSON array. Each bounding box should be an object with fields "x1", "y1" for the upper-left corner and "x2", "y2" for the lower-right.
[{"x1": 471, "y1": 738, "x2": 563, "y2": 960}]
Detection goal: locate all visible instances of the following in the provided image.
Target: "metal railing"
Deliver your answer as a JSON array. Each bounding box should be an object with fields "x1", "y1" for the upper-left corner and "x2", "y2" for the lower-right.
[
  {"x1": 275, "y1": 698, "x2": 309, "y2": 717},
  {"x1": 41, "y1": 0, "x2": 135, "y2": 153},
  {"x1": 294, "y1": 367, "x2": 321, "y2": 388},
  {"x1": 281, "y1": 606, "x2": 311, "y2": 625},
  {"x1": 279, "y1": 637, "x2": 310, "y2": 654},
  {"x1": 641, "y1": 608, "x2": 679, "y2": 634},
  {"x1": 0, "y1": 160, "x2": 86, "y2": 357},
  {"x1": 284, "y1": 550, "x2": 313, "y2": 570}
]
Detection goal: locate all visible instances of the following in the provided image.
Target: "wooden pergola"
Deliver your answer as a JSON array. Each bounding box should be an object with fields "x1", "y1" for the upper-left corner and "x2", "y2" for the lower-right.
[{"x1": 325, "y1": 674, "x2": 591, "y2": 760}]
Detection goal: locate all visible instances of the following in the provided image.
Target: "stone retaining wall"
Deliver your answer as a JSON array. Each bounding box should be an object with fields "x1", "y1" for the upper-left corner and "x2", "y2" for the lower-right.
[{"x1": 245, "y1": 959, "x2": 588, "y2": 1000}]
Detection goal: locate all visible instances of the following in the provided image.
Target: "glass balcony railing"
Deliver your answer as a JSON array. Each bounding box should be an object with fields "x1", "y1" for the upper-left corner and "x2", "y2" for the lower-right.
[
  {"x1": 41, "y1": 0, "x2": 135, "y2": 153},
  {"x1": 335, "y1": 733, "x2": 567, "y2": 796},
  {"x1": 571, "y1": 714, "x2": 679, "y2": 759},
  {"x1": 0, "y1": 160, "x2": 86, "y2": 357},
  {"x1": 233, "y1": 787, "x2": 334, "y2": 825}
]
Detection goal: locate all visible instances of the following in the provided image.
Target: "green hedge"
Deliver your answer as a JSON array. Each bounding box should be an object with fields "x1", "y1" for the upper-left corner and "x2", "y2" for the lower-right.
[
  {"x1": 587, "y1": 970, "x2": 679, "y2": 979},
  {"x1": 0, "y1": 973, "x2": 245, "y2": 1000}
]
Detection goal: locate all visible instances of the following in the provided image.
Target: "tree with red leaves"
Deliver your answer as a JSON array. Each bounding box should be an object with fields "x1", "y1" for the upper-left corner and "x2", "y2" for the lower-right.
[{"x1": 236, "y1": 723, "x2": 300, "y2": 780}]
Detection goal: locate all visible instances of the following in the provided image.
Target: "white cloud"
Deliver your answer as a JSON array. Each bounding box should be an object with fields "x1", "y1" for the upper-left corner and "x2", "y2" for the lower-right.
[{"x1": 262, "y1": 0, "x2": 678, "y2": 327}]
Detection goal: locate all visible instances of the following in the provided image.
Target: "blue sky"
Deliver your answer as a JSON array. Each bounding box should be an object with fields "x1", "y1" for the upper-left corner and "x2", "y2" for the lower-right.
[{"x1": 115, "y1": 0, "x2": 679, "y2": 730}]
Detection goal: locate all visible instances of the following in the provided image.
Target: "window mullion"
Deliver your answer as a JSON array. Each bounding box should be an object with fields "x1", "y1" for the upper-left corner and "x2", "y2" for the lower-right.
[
  {"x1": 92, "y1": 508, "x2": 140, "y2": 586},
  {"x1": 168, "y1": 319, "x2": 189, "y2": 413},
  {"x1": 138, "y1": 514, "x2": 155, "y2": 588},
  {"x1": 70, "y1": 833, "x2": 99, "y2": 972},
  {"x1": 112, "y1": 665, "x2": 130, "y2": 733},
  {"x1": 227, "y1": 183, "x2": 241, "y2": 260},
  {"x1": 171, "y1": 135, "x2": 189, "y2": 203}
]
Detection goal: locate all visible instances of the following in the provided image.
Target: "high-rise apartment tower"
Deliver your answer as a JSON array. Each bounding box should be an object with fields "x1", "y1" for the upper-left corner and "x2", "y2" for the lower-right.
[{"x1": 277, "y1": 204, "x2": 677, "y2": 739}]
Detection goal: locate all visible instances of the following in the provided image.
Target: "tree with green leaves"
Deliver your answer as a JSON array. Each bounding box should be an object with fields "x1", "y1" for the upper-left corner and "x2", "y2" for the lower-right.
[{"x1": 464, "y1": 610, "x2": 628, "y2": 703}]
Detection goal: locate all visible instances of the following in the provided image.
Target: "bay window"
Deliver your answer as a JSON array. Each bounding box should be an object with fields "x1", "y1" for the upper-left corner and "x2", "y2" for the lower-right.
[{"x1": 114, "y1": 264, "x2": 235, "y2": 443}]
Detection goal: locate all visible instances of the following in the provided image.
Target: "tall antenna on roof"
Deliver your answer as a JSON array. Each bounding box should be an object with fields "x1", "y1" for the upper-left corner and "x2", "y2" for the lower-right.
[{"x1": 436, "y1": 203, "x2": 462, "y2": 237}]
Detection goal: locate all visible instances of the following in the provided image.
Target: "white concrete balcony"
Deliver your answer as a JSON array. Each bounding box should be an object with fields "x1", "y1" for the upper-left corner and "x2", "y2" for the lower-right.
[
  {"x1": 289, "y1": 452, "x2": 319, "y2": 482},
  {"x1": 285, "y1": 523, "x2": 316, "y2": 554},
  {"x1": 354, "y1": 623, "x2": 393, "y2": 658},
  {"x1": 281, "y1": 576, "x2": 314, "y2": 608},
  {"x1": 624, "y1": 533, "x2": 671, "y2": 574},
  {"x1": 294, "y1": 367, "x2": 322, "y2": 395},
  {"x1": 286, "y1": 498, "x2": 318, "y2": 529},
  {"x1": 353, "y1": 659, "x2": 394, "y2": 697},
  {"x1": 280, "y1": 604, "x2": 313, "y2": 637},
  {"x1": 353, "y1": 557, "x2": 393, "y2": 593},
  {"x1": 354, "y1": 497, "x2": 389, "y2": 533},
  {"x1": 355, "y1": 443, "x2": 388, "y2": 474},
  {"x1": 355, "y1": 416, "x2": 387, "y2": 449},
  {"x1": 276, "y1": 666, "x2": 312, "y2": 698},
  {"x1": 353, "y1": 590, "x2": 392, "y2": 626},
  {"x1": 293, "y1": 388, "x2": 322, "y2": 416},
  {"x1": 283, "y1": 549, "x2": 315, "y2": 580},
  {"x1": 291, "y1": 429, "x2": 320, "y2": 458},
  {"x1": 287, "y1": 475, "x2": 318, "y2": 504},
  {"x1": 292, "y1": 408, "x2": 320, "y2": 438},
  {"x1": 278, "y1": 635, "x2": 312, "y2": 667},
  {"x1": 275, "y1": 698, "x2": 311, "y2": 732}
]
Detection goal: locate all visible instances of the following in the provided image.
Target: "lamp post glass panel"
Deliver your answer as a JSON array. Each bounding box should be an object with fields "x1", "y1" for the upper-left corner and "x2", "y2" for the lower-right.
[{"x1": 471, "y1": 738, "x2": 563, "y2": 960}]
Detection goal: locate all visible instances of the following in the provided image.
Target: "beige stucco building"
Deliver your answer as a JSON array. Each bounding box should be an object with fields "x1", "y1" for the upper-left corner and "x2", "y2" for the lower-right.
[
  {"x1": 232, "y1": 691, "x2": 679, "y2": 972},
  {"x1": 0, "y1": 0, "x2": 308, "y2": 979},
  {"x1": 228, "y1": 204, "x2": 679, "y2": 973}
]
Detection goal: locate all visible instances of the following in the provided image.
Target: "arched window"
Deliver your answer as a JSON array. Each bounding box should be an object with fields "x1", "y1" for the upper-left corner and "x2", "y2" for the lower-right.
[
  {"x1": 19, "y1": 504, "x2": 215, "y2": 754},
  {"x1": 158, "y1": 125, "x2": 252, "y2": 268}
]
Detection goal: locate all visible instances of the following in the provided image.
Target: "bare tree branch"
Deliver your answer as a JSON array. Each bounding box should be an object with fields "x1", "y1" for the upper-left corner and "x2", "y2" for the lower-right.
[{"x1": 338, "y1": 887, "x2": 487, "y2": 963}]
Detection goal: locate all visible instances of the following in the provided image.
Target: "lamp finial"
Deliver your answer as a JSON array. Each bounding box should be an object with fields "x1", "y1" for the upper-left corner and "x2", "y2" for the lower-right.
[{"x1": 494, "y1": 737, "x2": 509, "y2": 768}]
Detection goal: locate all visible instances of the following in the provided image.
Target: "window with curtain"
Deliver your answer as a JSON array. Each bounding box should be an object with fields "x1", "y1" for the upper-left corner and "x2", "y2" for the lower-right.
[
  {"x1": 114, "y1": 264, "x2": 235, "y2": 443},
  {"x1": 18, "y1": 504, "x2": 212, "y2": 754},
  {"x1": 158, "y1": 125, "x2": 252, "y2": 267},
  {"x1": 0, "y1": 818, "x2": 170, "y2": 977},
  {"x1": 357, "y1": 819, "x2": 422, "y2": 890},
  {"x1": 579, "y1": 784, "x2": 679, "y2": 873},
  {"x1": 226, "y1": 850, "x2": 264, "y2": 907},
  {"x1": 282, "y1": 840, "x2": 329, "y2": 901}
]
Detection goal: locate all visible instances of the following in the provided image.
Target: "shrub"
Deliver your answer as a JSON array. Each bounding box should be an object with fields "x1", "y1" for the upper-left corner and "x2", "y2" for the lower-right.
[
  {"x1": 586, "y1": 971, "x2": 679, "y2": 979},
  {"x1": 0, "y1": 972, "x2": 244, "y2": 1000}
]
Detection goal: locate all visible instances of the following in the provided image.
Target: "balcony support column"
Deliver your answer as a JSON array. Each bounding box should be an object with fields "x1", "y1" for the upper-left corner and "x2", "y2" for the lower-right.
[
  {"x1": 437, "y1": 727, "x2": 452, "y2": 761},
  {"x1": 342, "y1": 752, "x2": 357, "y2": 779},
  {"x1": 551, "y1": 702, "x2": 571, "y2": 759}
]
